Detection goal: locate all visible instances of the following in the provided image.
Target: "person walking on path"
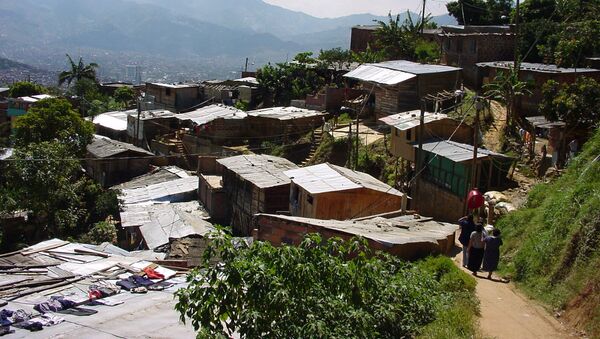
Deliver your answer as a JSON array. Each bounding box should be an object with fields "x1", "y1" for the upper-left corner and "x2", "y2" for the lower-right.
[
  {"x1": 458, "y1": 214, "x2": 475, "y2": 267},
  {"x1": 467, "y1": 223, "x2": 485, "y2": 276},
  {"x1": 483, "y1": 229, "x2": 503, "y2": 279}
]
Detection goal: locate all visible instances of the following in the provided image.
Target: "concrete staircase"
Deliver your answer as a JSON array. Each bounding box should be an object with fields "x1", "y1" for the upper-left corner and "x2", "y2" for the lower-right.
[{"x1": 300, "y1": 129, "x2": 323, "y2": 167}]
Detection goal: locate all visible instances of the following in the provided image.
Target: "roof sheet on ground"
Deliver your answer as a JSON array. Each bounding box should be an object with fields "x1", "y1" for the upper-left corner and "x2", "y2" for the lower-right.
[
  {"x1": 259, "y1": 214, "x2": 458, "y2": 248},
  {"x1": 217, "y1": 154, "x2": 298, "y2": 189},
  {"x1": 87, "y1": 135, "x2": 154, "y2": 158},
  {"x1": 526, "y1": 116, "x2": 566, "y2": 128},
  {"x1": 0, "y1": 239, "x2": 196, "y2": 338},
  {"x1": 284, "y1": 163, "x2": 404, "y2": 196},
  {"x1": 174, "y1": 104, "x2": 247, "y2": 126},
  {"x1": 477, "y1": 61, "x2": 600, "y2": 74},
  {"x1": 246, "y1": 107, "x2": 325, "y2": 120},
  {"x1": 414, "y1": 140, "x2": 509, "y2": 163},
  {"x1": 379, "y1": 110, "x2": 455, "y2": 130},
  {"x1": 120, "y1": 201, "x2": 213, "y2": 250},
  {"x1": 89, "y1": 109, "x2": 136, "y2": 131}
]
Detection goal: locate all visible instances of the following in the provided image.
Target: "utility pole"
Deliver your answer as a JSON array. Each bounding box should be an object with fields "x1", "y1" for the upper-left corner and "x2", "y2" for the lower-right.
[
  {"x1": 471, "y1": 96, "x2": 484, "y2": 189},
  {"x1": 421, "y1": 0, "x2": 427, "y2": 34},
  {"x1": 135, "y1": 97, "x2": 142, "y2": 147},
  {"x1": 355, "y1": 112, "x2": 360, "y2": 170},
  {"x1": 460, "y1": 0, "x2": 466, "y2": 26},
  {"x1": 514, "y1": 0, "x2": 521, "y2": 70},
  {"x1": 244, "y1": 57, "x2": 249, "y2": 73},
  {"x1": 415, "y1": 99, "x2": 426, "y2": 204}
]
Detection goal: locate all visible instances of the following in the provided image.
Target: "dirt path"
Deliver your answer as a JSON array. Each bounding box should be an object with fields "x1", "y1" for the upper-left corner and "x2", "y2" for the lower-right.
[{"x1": 452, "y1": 246, "x2": 577, "y2": 339}]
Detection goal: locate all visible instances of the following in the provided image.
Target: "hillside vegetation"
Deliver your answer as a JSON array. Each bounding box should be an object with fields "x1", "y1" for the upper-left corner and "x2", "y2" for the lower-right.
[{"x1": 497, "y1": 128, "x2": 600, "y2": 336}]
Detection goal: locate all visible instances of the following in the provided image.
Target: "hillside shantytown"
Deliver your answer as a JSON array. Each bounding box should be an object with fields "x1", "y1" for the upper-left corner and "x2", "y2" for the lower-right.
[{"x1": 0, "y1": 0, "x2": 599, "y2": 338}]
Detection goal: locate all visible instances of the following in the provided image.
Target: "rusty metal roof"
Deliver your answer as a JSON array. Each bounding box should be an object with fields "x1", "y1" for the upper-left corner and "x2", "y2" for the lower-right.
[{"x1": 217, "y1": 155, "x2": 298, "y2": 189}]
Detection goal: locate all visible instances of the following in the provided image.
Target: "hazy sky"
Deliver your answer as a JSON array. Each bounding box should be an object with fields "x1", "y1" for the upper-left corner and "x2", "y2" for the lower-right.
[{"x1": 262, "y1": 0, "x2": 451, "y2": 18}]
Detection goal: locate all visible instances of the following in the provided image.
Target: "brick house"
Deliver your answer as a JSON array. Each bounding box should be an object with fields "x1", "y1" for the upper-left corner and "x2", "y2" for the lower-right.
[{"x1": 437, "y1": 25, "x2": 515, "y2": 87}]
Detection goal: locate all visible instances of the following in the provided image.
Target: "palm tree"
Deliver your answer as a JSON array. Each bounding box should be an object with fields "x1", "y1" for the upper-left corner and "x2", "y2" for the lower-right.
[
  {"x1": 373, "y1": 12, "x2": 434, "y2": 60},
  {"x1": 484, "y1": 66, "x2": 532, "y2": 136},
  {"x1": 58, "y1": 54, "x2": 98, "y2": 88}
]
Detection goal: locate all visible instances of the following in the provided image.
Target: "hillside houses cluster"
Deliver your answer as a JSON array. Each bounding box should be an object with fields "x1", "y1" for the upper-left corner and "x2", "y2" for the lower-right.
[{"x1": 2, "y1": 22, "x2": 599, "y2": 271}]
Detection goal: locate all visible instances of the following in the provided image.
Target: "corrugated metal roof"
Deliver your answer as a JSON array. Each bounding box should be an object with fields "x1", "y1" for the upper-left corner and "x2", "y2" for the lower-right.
[
  {"x1": 233, "y1": 77, "x2": 259, "y2": 85},
  {"x1": 284, "y1": 163, "x2": 404, "y2": 196},
  {"x1": 343, "y1": 64, "x2": 416, "y2": 85},
  {"x1": 148, "y1": 82, "x2": 199, "y2": 89},
  {"x1": 217, "y1": 155, "x2": 298, "y2": 189},
  {"x1": 247, "y1": 106, "x2": 325, "y2": 120},
  {"x1": 112, "y1": 166, "x2": 190, "y2": 190},
  {"x1": 87, "y1": 135, "x2": 154, "y2": 158},
  {"x1": 258, "y1": 214, "x2": 458, "y2": 248},
  {"x1": 526, "y1": 116, "x2": 566, "y2": 129},
  {"x1": 120, "y1": 176, "x2": 198, "y2": 205},
  {"x1": 414, "y1": 140, "x2": 508, "y2": 163},
  {"x1": 90, "y1": 109, "x2": 136, "y2": 131},
  {"x1": 376, "y1": 60, "x2": 461, "y2": 74},
  {"x1": 135, "y1": 109, "x2": 176, "y2": 121},
  {"x1": 174, "y1": 104, "x2": 246, "y2": 126},
  {"x1": 120, "y1": 201, "x2": 212, "y2": 250},
  {"x1": 379, "y1": 110, "x2": 454, "y2": 130},
  {"x1": 477, "y1": 61, "x2": 600, "y2": 74}
]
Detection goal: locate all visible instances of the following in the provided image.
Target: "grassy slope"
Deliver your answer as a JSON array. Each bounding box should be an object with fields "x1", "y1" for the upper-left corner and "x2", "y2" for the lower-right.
[{"x1": 497, "y1": 128, "x2": 600, "y2": 336}]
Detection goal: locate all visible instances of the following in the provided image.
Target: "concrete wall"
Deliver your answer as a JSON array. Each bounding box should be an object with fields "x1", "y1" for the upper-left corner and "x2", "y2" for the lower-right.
[{"x1": 198, "y1": 175, "x2": 228, "y2": 225}]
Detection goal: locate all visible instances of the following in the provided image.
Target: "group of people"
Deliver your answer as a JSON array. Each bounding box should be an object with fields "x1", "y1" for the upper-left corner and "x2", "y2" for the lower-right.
[{"x1": 458, "y1": 214, "x2": 503, "y2": 279}]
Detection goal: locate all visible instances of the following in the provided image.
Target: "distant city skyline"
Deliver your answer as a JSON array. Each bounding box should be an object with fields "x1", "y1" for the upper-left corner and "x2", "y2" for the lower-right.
[{"x1": 262, "y1": 0, "x2": 451, "y2": 18}]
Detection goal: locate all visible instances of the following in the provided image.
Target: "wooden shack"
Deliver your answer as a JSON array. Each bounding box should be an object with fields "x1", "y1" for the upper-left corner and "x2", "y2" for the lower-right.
[
  {"x1": 344, "y1": 61, "x2": 462, "y2": 119},
  {"x1": 127, "y1": 110, "x2": 177, "y2": 145},
  {"x1": 145, "y1": 82, "x2": 202, "y2": 112},
  {"x1": 246, "y1": 107, "x2": 325, "y2": 141},
  {"x1": 255, "y1": 214, "x2": 458, "y2": 260},
  {"x1": 380, "y1": 110, "x2": 473, "y2": 161},
  {"x1": 86, "y1": 136, "x2": 154, "y2": 187},
  {"x1": 284, "y1": 163, "x2": 407, "y2": 220},
  {"x1": 217, "y1": 155, "x2": 299, "y2": 236},
  {"x1": 174, "y1": 104, "x2": 247, "y2": 144}
]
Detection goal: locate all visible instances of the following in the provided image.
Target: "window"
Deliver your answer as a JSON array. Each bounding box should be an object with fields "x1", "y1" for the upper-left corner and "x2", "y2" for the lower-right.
[
  {"x1": 165, "y1": 88, "x2": 171, "y2": 96},
  {"x1": 406, "y1": 129, "x2": 412, "y2": 141},
  {"x1": 307, "y1": 195, "x2": 313, "y2": 205}
]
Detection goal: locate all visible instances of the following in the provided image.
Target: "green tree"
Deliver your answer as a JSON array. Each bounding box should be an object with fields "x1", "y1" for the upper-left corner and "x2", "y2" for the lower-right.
[
  {"x1": 12, "y1": 98, "x2": 94, "y2": 155},
  {"x1": 373, "y1": 12, "x2": 439, "y2": 62},
  {"x1": 8, "y1": 81, "x2": 46, "y2": 98},
  {"x1": 176, "y1": 230, "x2": 445, "y2": 338},
  {"x1": 539, "y1": 76, "x2": 600, "y2": 130},
  {"x1": 484, "y1": 67, "x2": 532, "y2": 135},
  {"x1": 318, "y1": 47, "x2": 354, "y2": 70},
  {"x1": 113, "y1": 86, "x2": 135, "y2": 107},
  {"x1": 1, "y1": 142, "x2": 88, "y2": 237},
  {"x1": 446, "y1": 0, "x2": 512, "y2": 25},
  {"x1": 58, "y1": 54, "x2": 99, "y2": 88},
  {"x1": 80, "y1": 220, "x2": 118, "y2": 245}
]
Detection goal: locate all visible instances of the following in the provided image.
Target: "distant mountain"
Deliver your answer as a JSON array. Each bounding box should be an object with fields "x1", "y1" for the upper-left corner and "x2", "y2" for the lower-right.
[
  {"x1": 0, "y1": 57, "x2": 57, "y2": 86},
  {"x1": 0, "y1": 57, "x2": 36, "y2": 71},
  {"x1": 0, "y1": 0, "x2": 455, "y2": 81}
]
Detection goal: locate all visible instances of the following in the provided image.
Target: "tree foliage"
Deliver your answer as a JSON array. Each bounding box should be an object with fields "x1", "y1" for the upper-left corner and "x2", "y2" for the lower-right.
[
  {"x1": 58, "y1": 54, "x2": 98, "y2": 88},
  {"x1": 484, "y1": 67, "x2": 532, "y2": 134},
  {"x1": 446, "y1": 0, "x2": 512, "y2": 25},
  {"x1": 257, "y1": 55, "x2": 326, "y2": 106},
  {"x1": 80, "y1": 219, "x2": 118, "y2": 245},
  {"x1": 373, "y1": 12, "x2": 440, "y2": 62},
  {"x1": 176, "y1": 230, "x2": 460, "y2": 338},
  {"x1": 8, "y1": 81, "x2": 46, "y2": 98},
  {"x1": 12, "y1": 98, "x2": 94, "y2": 155},
  {"x1": 518, "y1": 0, "x2": 600, "y2": 67},
  {"x1": 539, "y1": 76, "x2": 600, "y2": 130},
  {"x1": 113, "y1": 86, "x2": 135, "y2": 107}
]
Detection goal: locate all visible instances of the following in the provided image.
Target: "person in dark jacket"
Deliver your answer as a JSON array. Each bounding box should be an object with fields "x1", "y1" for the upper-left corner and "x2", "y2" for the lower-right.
[
  {"x1": 467, "y1": 223, "x2": 485, "y2": 276},
  {"x1": 483, "y1": 229, "x2": 503, "y2": 279},
  {"x1": 458, "y1": 214, "x2": 475, "y2": 267}
]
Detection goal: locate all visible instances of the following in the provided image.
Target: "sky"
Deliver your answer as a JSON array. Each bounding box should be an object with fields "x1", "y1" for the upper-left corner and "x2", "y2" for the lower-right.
[{"x1": 262, "y1": 0, "x2": 451, "y2": 18}]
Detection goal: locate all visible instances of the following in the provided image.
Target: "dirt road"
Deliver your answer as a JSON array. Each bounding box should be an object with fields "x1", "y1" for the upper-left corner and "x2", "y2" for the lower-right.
[{"x1": 452, "y1": 247, "x2": 577, "y2": 339}]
